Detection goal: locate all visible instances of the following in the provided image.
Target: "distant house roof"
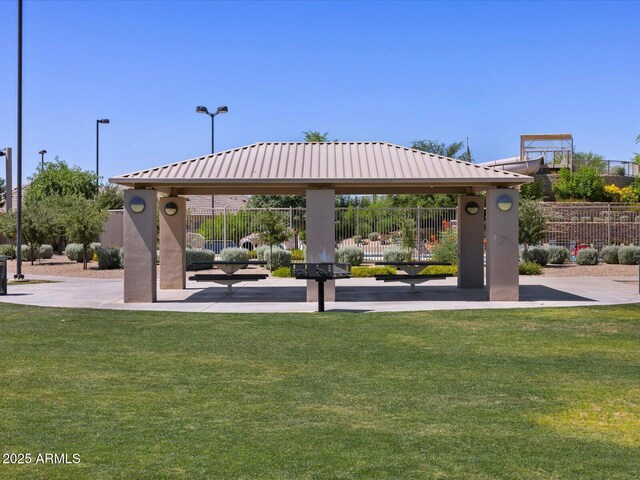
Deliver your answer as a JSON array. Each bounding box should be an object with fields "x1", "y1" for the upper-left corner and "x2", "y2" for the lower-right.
[{"x1": 109, "y1": 141, "x2": 533, "y2": 195}]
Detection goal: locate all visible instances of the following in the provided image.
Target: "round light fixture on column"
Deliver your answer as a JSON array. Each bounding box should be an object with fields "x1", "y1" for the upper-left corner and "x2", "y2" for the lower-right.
[
  {"x1": 129, "y1": 197, "x2": 146, "y2": 213},
  {"x1": 465, "y1": 201, "x2": 480, "y2": 215},
  {"x1": 497, "y1": 195, "x2": 513, "y2": 211},
  {"x1": 164, "y1": 202, "x2": 178, "y2": 216}
]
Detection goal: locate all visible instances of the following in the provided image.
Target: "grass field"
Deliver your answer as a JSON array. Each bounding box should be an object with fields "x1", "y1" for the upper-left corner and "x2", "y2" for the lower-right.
[{"x1": 1, "y1": 303, "x2": 639, "y2": 479}]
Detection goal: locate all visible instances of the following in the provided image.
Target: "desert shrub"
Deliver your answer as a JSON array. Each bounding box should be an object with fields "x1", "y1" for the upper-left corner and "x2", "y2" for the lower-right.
[
  {"x1": 383, "y1": 246, "x2": 405, "y2": 263},
  {"x1": 186, "y1": 248, "x2": 215, "y2": 271},
  {"x1": 432, "y1": 230, "x2": 458, "y2": 265},
  {"x1": 519, "y1": 261, "x2": 542, "y2": 275},
  {"x1": 248, "y1": 249, "x2": 257, "y2": 259},
  {"x1": 618, "y1": 215, "x2": 630, "y2": 223},
  {"x1": 353, "y1": 235, "x2": 362, "y2": 244},
  {"x1": 367, "y1": 232, "x2": 380, "y2": 241},
  {"x1": 291, "y1": 249, "x2": 305, "y2": 261},
  {"x1": 547, "y1": 246, "x2": 569, "y2": 265},
  {"x1": 65, "y1": 243, "x2": 94, "y2": 262},
  {"x1": 38, "y1": 244, "x2": 54, "y2": 259},
  {"x1": 570, "y1": 217, "x2": 580, "y2": 223},
  {"x1": 118, "y1": 248, "x2": 125, "y2": 268},
  {"x1": 90, "y1": 242, "x2": 101, "y2": 252},
  {"x1": 255, "y1": 245, "x2": 269, "y2": 261},
  {"x1": 21, "y1": 244, "x2": 40, "y2": 262},
  {"x1": 97, "y1": 246, "x2": 122, "y2": 269},
  {"x1": 593, "y1": 217, "x2": 605, "y2": 223},
  {"x1": 618, "y1": 245, "x2": 640, "y2": 265},
  {"x1": 575, "y1": 248, "x2": 599, "y2": 265},
  {"x1": 0, "y1": 244, "x2": 15, "y2": 258},
  {"x1": 351, "y1": 266, "x2": 396, "y2": 278},
  {"x1": 580, "y1": 217, "x2": 591, "y2": 223},
  {"x1": 419, "y1": 265, "x2": 458, "y2": 276},
  {"x1": 219, "y1": 247, "x2": 250, "y2": 262},
  {"x1": 522, "y1": 246, "x2": 549, "y2": 266},
  {"x1": 599, "y1": 246, "x2": 619, "y2": 264},
  {"x1": 272, "y1": 266, "x2": 292, "y2": 278},
  {"x1": 264, "y1": 248, "x2": 292, "y2": 270},
  {"x1": 336, "y1": 246, "x2": 364, "y2": 266}
]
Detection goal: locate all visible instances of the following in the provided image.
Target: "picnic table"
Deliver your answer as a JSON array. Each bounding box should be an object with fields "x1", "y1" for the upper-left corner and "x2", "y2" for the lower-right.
[
  {"x1": 189, "y1": 260, "x2": 268, "y2": 293},
  {"x1": 374, "y1": 261, "x2": 453, "y2": 293}
]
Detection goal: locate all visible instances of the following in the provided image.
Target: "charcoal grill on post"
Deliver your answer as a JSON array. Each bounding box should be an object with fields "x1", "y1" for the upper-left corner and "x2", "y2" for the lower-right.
[{"x1": 292, "y1": 263, "x2": 351, "y2": 312}]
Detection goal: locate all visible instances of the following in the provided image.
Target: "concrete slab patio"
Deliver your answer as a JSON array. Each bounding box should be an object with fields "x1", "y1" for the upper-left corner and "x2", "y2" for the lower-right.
[{"x1": 0, "y1": 275, "x2": 638, "y2": 313}]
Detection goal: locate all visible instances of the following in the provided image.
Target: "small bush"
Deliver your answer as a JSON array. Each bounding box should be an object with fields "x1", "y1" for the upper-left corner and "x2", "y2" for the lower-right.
[
  {"x1": 272, "y1": 266, "x2": 292, "y2": 278},
  {"x1": 255, "y1": 245, "x2": 270, "y2": 261},
  {"x1": 368, "y1": 232, "x2": 380, "y2": 241},
  {"x1": 593, "y1": 217, "x2": 605, "y2": 223},
  {"x1": 38, "y1": 244, "x2": 54, "y2": 259},
  {"x1": 248, "y1": 250, "x2": 257, "y2": 259},
  {"x1": 351, "y1": 266, "x2": 397, "y2": 277},
  {"x1": 97, "y1": 246, "x2": 122, "y2": 269},
  {"x1": 547, "y1": 246, "x2": 569, "y2": 265},
  {"x1": 336, "y1": 246, "x2": 364, "y2": 266},
  {"x1": 90, "y1": 242, "x2": 101, "y2": 252},
  {"x1": 419, "y1": 265, "x2": 458, "y2": 276},
  {"x1": 383, "y1": 247, "x2": 405, "y2": 263},
  {"x1": 618, "y1": 215, "x2": 630, "y2": 223},
  {"x1": 618, "y1": 245, "x2": 640, "y2": 265},
  {"x1": 119, "y1": 248, "x2": 125, "y2": 268},
  {"x1": 522, "y1": 246, "x2": 549, "y2": 266},
  {"x1": 65, "y1": 243, "x2": 94, "y2": 263},
  {"x1": 186, "y1": 248, "x2": 215, "y2": 271},
  {"x1": 0, "y1": 244, "x2": 15, "y2": 258},
  {"x1": 570, "y1": 217, "x2": 580, "y2": 223},
  {"x1": 432, "y1": 230, "x2": 458, "y2": 265},
  {"x1": 264, "y1": 248, "x2": 292, "y2": 270},
  {"x1": 21, "y1": 245, "x2": 40, "y2": 262},
  {"x1": 575, "y1": 248, "x2": 599, "y2": 265},
  {"x1": 219, "y1": 247, "x2": 250, "y2": 262},
  {"x1": 599, "y1": 246, "x2": 619, "y2": 264},
  {"x1": 353, "y1": 235, "x2": 362, "y2": 244},
  {"x1": 580, "y1": 217, "x2": 591, "y2": 223},
  {"x1": 519, "y1": 262, "x2": 542, "y2": 275},
  {"x1": 291, "y1": 249, "x2": 305, "y2": 261}
]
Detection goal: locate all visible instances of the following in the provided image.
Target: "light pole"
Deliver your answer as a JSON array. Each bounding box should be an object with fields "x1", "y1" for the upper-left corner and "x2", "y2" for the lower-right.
[
  {"x1": 15, "y1": 0, "x2": 24, "y2": 279},
  {"x1": 196, "y1": 105, "x2": 228, "y2": 208},
  {"x1": 38, "y1": 149, "x2": 46, "y2": 169},
  {"x1": 96, "y1": 118, "x2": 110, "y2": 188}
]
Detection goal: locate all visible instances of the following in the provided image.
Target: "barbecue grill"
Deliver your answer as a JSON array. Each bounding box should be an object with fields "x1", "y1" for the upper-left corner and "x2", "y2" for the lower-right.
[{"x1": 292, "y1": 263, "x2": 351, "y2": 312}]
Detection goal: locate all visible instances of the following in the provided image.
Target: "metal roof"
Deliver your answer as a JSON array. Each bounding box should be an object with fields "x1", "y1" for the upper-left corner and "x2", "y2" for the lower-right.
[{"x1": 109, "y1": 142, "x2": 532, "y2": 195}]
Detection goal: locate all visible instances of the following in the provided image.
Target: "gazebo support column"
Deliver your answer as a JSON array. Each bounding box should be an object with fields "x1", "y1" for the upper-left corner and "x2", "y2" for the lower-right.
[
  {"x1": 485, "y1": 188, "x2": 519, "y2": 301},
  {"x1": 305, "y1": 188, "x2": 335, "y2": 302},
  {"x1": 159, "y1": 196, "x2": 186, "y2": 290},
  {"x1": 457, "y1": 195, "x2": 485, "y2": 289},
  {"x1": 123, "y1": 189, "x2": 157, "y2": 303}
]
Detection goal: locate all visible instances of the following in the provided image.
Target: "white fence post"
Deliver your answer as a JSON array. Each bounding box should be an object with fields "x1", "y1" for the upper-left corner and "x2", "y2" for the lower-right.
[{"x1": 223, "y1": 206, "x2": 227, "y2": 248}]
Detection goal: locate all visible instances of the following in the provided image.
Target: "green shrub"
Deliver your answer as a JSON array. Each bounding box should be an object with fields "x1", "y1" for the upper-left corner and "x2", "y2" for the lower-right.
[
  {"x1": 383, "y1": 247, "x2": 405, "y2": 263},
  {"x1": 353, "y1": 235, "x2": 362, "y2": 244},
  {"x1": 119, "y1": 248, "x2": 125, "y2": 268},
  {"x1": 0, "y1": 244, "x2": 15, "y2": 258},
  {"x1": 419, "y1": 265, "x2": 458, "y2": 276},
  {"x1": 519, "y1": 262, "x2": 542, "y2": 275},
  {"x1": 547, "y1": 246, "x2": 569, "y2": 265},
  {"x1": 599, "y1": 246, "x2": 619, "y2": 264},
  {"x1": 272, "y1": 266, "x2": 292, "y2": 278},
  {"x1": 575, "y1": 248, "x2": 599, "y2": 265},
  {"x1": 38, "y1": 244, "x2": 54, "y2": 259},
  {"x1": 21, "y1": 244, "x2": 40, "y2": 262},
  {"x1": 522, "y1": 246, "x2": 548, "y2": 266},
  {"x1": 618, "y1": 245, "x2": 640, "y2": 265},
  {"x1": 264, "y1": 248, "x2": 292, "y2": 270},
  {"x1": 90, "y1": 242, "x2": 101, "y2": 252},
  {"x1": 255, "y1": 246, "x2": 269, "y2": 261},
  {"x1": 219, "y1": 247, "x2": 250, "y2": 262},
  {"x1": 65, "y1": 243, "x2": 94, "y2": 263},
  {"x1": 367, "y1": 232, "x2": 380, "y2": 241},
  {"x1": 97, "y1": 246, "x2": 122, "y2": 269},
  {"x1": 619, "y1": 215, "x2": 630, "y2": 222},
  {"x1": 351, "y1": 266, "x2": 397, "y2": 277},
  {"x1": 291, "y1": 249, "x2": 305, "y2": 261},
  {"x1": 248, "y1": 249, "x2": 257, "y2": 259},
  {"x1": 336, "y1": 246, "x2": 364, "y2": 266},
  {"x1": 432, "y1": 230, "x2": 458, "y2": 265},
  {"x1": 593, "y1": 217, "x2": 605, "y2": 223},
  {"x1": 186, "y1": 248, "x2": 215, "y2": 271},
  {"x1": 570, "y1": 217, "x2": 580, "y2": 223},
  {"x1": 580, "y1": 217, "x2": 591, "y2": 223}
]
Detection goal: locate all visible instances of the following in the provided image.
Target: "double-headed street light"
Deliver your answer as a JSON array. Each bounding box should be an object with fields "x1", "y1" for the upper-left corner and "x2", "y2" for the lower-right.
[
  {"x1": 196, "y1": 105, "x2": 228, "y2": 154},
  {"x1": 38, "y1": 149, "x2": 46, "y2": 169},
  {"x1": 96, "y1": 118, "x2": 110, "y2": 188}
]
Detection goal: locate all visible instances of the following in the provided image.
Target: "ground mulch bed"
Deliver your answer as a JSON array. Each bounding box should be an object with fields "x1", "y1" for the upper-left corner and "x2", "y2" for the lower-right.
[{"x1": 541, "y1": 263, "x2": 638, "y2": 277}]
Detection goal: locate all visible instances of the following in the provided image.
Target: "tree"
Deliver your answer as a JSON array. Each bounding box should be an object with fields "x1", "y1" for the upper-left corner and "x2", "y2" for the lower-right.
[
  {"x1": 95, "y1": 184, "x2": 124, "y2": 210},
  {"x1": 519, "y1": 200, "x2": 547, "y2": 253},
  {"x1": 573, "y1": 151, "x2": 606, "y2": 173},
  {"x1": 520, "y1": 179, "x2": 544, "y2": 200},
  {"x1": 64, "y1": 196, "x2": 109, "y2": 270},
  {"x1": 26, "y1": 159, "x2": 98, "y2": 203},
  {"x1": 21, "y1": 199, "x2": 58, "y2": 265},
  {"x1": 552, "y1": 166, "x2": 605, "y2": 201},
  {"x1": 303, "y1": 131, "x2": 331, "y2": 142},
  {"x1": 401, "y1": 218, "x2": 416, "y2": 261},
  {"x1": 410, "y1": 139, "x2": 473, "y2": 161},
  {"x1": 256, "y1": 210, "x2": 292, "y2": 271},
  {"x1": 0, "y1": 211, "x2": 18, "y2": 258}
]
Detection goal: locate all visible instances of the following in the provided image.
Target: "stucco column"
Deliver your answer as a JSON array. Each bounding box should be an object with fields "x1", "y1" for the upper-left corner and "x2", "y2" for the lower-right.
[
  {"x1": 159, "y1": 196, "x2": 186, "y2": 290},
  {"x1": 305, "y1": 189, "x2": 335, "y2": 302},
  {"x1": 457, "y1": 195, "x2": 485, "y2": 289},
  {"x1": 123, "y1": 189, "x2": 157, "y2": 303},
  {"x1": 485, "y1": 188, "x2": 519, "y2": 301}
]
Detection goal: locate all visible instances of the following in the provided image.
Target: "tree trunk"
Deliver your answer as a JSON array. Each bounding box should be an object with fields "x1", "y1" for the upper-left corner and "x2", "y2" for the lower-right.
[
  {"x1": 83, "y1": 243, "x2": 88, "y2": 270},
  {"x1": 30, "y1": 244, "x2": 35, "y2": 265},
  {"x1": 269, "y1": 244, "x2": 273, "y2": 272}
]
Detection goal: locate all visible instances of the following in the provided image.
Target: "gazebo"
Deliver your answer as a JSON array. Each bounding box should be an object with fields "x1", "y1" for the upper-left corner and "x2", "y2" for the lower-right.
[{"x1": 109, "y1": 142, "x2": 532, "y2": 304}]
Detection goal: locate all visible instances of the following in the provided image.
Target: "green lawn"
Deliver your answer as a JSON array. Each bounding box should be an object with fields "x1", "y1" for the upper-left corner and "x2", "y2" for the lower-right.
[{"x1": 0, "y1": 303, "x2": 639, "y2": 479}]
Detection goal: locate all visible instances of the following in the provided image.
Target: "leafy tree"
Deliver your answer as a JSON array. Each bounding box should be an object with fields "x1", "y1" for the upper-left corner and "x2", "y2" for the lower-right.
[
  {"x1": 95, "y1": 184, "x2": 124, "y2": 210},
  {"x1": 303, "y1": 131, "x2": 331, "y2": 142},
  {"x1": 573, "y1": 151, "x2": 606, "y2": 173},
  {"x1": 431, "y1": 230, "x2": 458, "y2": 265},
  {"x1": 633, "y1": 134, "x2": 640, "y2": 166},
  {"x1": 0, "y1": 177, "x2": 5, "y2": 209},
  {"x1": 552, "y1": 166, "x2": 605, "y2": 201},
  {"x1": 0, "y1": 211, "x2": 18, "y2": 257},
  {"x1": 520, "y1": 179, "x2": 544, "y2": 200},
  {"x1": 410, "y1": 139, "x2": 473, "y2": 162},
  {"x1": 26, "y1": 159, "x2": 98, "y2": 203},
  {"x1": 401, "y1": 218, "x2": 416, "y2": 261},
  {"x1": 21, "y1": 198, "x2": 58, "y2": 265},
  {"x1": 256, "y1": 210, "x2": 292, "y2": 271},
  {"x1": 63, "y1": 196, "x2": 109, "y2": 270},
  {"x1": 519, "y1": 200, "x2": 547, "y2": 254}
]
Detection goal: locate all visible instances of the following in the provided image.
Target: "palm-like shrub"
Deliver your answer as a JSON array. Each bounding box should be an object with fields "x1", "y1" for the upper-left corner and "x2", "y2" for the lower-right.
[
  {"x1": 522, "y1": 246, "x2": 549, "y2": 266},
  {"x1": 599, "y1": 246, "x2": 619, "y2": 264},
  {"x1": 336, "y1": 246, "x2": 364, "y2": 266},
  {"x1": 575, "y1": 248, "x2": 599, "y2": 265},
  {"x1": 547, "y1": 246, "x2": 569, "y2": 265}
]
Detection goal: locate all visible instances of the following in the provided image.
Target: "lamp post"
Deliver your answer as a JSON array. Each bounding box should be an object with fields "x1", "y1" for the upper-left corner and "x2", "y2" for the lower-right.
[
  {"x1": 96, "y1": 118, "x2": 110, "y2": 188},
  {"x1": 15, "y1": 0, "x2": 24, "y2": 279},
  {"x1": 196, "y1": 105, "x2": 228, "y2": 208},
  {"x1": 38, "y1": 149, "x2": 46, "y2": 169}
]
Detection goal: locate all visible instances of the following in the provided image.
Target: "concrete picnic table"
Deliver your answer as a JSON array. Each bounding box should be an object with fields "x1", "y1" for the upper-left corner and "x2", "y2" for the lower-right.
[{"x1": 374, "y1": 261, "x2": 453, "y2": 293}]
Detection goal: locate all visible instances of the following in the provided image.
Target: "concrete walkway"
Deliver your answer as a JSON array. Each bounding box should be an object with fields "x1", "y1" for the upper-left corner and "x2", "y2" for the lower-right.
[{"x1": 0, "y1": 275, "x2": 638, "y2": 313}]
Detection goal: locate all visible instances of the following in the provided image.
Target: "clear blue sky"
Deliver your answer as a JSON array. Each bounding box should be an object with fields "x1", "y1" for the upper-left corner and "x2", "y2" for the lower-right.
[{"x1": 0, "y1": 0, "x2": 639, "y2": 182}]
